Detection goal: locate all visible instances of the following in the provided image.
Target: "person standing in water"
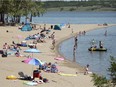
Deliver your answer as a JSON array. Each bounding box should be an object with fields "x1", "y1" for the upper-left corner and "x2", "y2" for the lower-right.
[
  {"x1": 74, "y1": 35, "x2": 78, "y2": 49},
  {"x1": 73, "y1": 35, "x2": 78, "y2": 62},
  {"x1": 104, "y1": 30, "x2": 107, "y2": 36}
]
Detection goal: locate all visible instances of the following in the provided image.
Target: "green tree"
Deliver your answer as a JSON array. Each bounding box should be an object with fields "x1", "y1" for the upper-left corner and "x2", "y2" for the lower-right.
[
  {"x1": 91, "y1": 56, "x2": 116, "y2": 87},
  {"x1": 8, "y1": 0, "x2": 26, "y2": 23},
  {"x1": 60, "y1": 7, "x2": 64, "y2": 11},
  {"x1": 91, "y1": 73, "x2": 109, "y2": 87},
  {"x1": 8, "y1": 0, "x2": 45, "y2": 23},
  {"x1": 29, "y1": 1, "x2": 46, "y2": 22},
  {"x1": 0, "y1": 0, "x2": 10, "y2": 24},
  {"x1": 0, "y1": 0, "x2": 45, "y2": 25},
  {"x1": 108, "y1": 56, "x2": 116, "y2": 87}
]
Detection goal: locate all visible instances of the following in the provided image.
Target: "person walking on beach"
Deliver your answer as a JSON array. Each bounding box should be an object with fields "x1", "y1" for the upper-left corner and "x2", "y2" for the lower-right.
[
  {"x1": 84, "y1": 64, "x2": 90, "y2": 75},
  {"x1": 52, "y1": 38, "x2": 56, "y2": 50},
  {"x1": 72, "y1": 28, "x2": 73, "y2": 34},
  {"x1": 67, "y1": 23, "x2": 70, "y2": 28},
  {"x1": 49, "y1": 32, "x2": 55, "y2": 40}
]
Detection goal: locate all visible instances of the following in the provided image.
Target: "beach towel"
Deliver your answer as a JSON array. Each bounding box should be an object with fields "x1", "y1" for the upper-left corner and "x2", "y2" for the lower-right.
[
  {"x1": 7, "y1": 52, "x2": 15, "y2": 55},
  {"x1": 54, "y1": 57, "x2": 64, "y2": 61},
  {"x1": 23, "y1": 81, "x2": 38, "y2": 86},
  {"x1": 6, "y1": 75, "x2": 17, "y2": 80},
  {"x1": 58, "y1": 73, "x2": 77, "y2": 76}
]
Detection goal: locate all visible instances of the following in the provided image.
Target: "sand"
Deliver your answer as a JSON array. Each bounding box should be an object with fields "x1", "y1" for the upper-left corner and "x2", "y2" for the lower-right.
[{"x1": 0, "y1": 24, "x2": 115, "y2": 87}]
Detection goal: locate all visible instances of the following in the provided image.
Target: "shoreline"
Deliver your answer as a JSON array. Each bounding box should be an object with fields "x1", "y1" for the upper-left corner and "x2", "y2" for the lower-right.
[
  {"x1": 54, "y1": 24, "x2": 116, "y2": 73},
  {"x1": 55, "y1": 31, "x2": 85, "y2": 71}
]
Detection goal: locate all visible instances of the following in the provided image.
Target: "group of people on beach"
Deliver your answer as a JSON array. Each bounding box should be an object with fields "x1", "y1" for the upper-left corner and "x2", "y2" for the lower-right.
[
  {"x1": 2, "y1": 41, "x2": 22, "y2": 57},
  {"x1": 39, "y1": 62, "x2": 58, "y2": 73},
  {"x1": 2, "y1": 22, "x2": 95, "y2": 85},
  {"x1": 2, "y1": 23, "x2": 58, "y2": 58},
  {"x1": 26, "y1": 26, "x2": 56, "y2": 50},
  {"x1": 79, "y1": 31, "x2": 86, "y2": 35},
  {"x1": 0, "y1": 23, "x2": 62, "y2": 85},
  {"x1": 29, "y1": 62, "x2": 58, "y2": 83}
]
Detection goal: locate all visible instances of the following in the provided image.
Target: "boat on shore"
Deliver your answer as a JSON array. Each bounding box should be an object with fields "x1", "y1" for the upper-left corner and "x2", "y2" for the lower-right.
[{"x1": 88, "y1": 47, "x2": 107, "y2": 51}]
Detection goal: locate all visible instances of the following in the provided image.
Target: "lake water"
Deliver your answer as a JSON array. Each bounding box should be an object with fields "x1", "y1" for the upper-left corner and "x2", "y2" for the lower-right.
[
  {"x1": 21, "y1": 11, "x2": 116, "y2": 78},
  {"x1": 59, "y1": 26, "x2": 116, "y2": 78},
  {"x1": 21, "y1": 11, "x2": 116, "y2": 24}
]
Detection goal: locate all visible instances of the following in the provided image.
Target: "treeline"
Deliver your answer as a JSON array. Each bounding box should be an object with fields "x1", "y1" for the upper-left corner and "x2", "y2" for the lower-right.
[
  {"x1": 43, "y1": 1, "x2": 116, "y2": 9},
  {"x1": 0, "y1": 0, "x2": 45, "y2": 25}
]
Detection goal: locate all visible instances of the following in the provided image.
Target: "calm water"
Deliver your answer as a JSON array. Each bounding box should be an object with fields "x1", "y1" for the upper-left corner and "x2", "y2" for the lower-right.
[
  {"x1": 21, "y1": 11, "x2": 116, "y2": 24},
  {"x1": 21, "y1": 11, "x2": 116, "y2": 77},
  {"x1": 59, "y1": 26, "x2": 116, "y2": 78}
]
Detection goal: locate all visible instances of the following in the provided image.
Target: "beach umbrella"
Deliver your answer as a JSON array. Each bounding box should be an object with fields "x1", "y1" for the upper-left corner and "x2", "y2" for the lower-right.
[
  {"x1": 24, "y1": 48, "x2": 41, "y2": 57},
  {"x1": 23, "y1": 58, "x2": 43, "y2": 76},
  {"x1": 23, "y1": 58, "x2": 33, "y2": 63},
  {"x1": 23, "y1": 58, "x2": 43, "y2": 66},
  {"x1": 24, "y1": 48, "x2": 40, "y2": 53}
]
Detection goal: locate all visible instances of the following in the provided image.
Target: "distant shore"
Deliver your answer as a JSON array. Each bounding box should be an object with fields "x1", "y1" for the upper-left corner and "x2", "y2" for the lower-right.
[{"x1": 47, "y1": 6, "x2": 116, "y2": 12}]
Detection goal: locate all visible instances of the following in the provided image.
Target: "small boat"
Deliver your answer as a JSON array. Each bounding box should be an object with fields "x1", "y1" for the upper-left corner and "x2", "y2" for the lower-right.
[{"x1": 88, "y1": 47, "x2": 107, "y2": 51}]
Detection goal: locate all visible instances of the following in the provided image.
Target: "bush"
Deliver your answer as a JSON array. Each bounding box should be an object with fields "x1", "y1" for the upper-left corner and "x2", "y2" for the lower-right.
[{"x1": 69, "y1": 8, "x2": 76, "y2": 11}]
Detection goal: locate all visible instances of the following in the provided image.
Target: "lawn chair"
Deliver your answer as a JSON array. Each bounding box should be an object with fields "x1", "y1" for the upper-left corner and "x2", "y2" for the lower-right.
[{"x1": 18, "y1": 72, "x2": 33, "y2": 81}]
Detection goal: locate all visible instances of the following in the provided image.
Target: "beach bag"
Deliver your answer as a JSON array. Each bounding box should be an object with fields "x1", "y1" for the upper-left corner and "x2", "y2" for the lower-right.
[
  {"x1": 43, "y1": 78, "x2": 48, "y2": 83},
  {"x1": 2, "y1": 52, "x2": 7, "y2": 57}
]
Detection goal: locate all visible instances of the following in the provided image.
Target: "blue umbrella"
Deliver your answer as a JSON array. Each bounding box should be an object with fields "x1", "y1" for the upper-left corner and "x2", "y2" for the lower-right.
[
  {"x1": 24, "y1": 48, "x2": 41, "y2": 57},
  {"x1": 24, "y1": 48, "x2": 40, "y2": 53}
]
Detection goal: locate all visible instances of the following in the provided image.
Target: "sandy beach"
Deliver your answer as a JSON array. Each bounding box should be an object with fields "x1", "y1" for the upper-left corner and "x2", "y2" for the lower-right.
[{"x1": 0, "y1": 24, "x2": 116, "y2": 87}]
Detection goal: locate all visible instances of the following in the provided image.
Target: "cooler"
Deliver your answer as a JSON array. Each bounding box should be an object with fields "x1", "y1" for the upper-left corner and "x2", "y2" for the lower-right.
[{"x1": 33, "y1": 70, "x2": 40, "y2": 78}]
